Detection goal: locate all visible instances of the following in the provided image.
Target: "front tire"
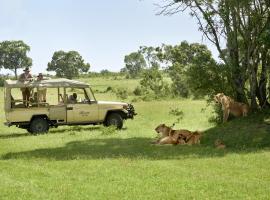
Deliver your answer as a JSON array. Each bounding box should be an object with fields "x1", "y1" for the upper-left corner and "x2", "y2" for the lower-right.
[
  {"x1": 29, "y1": 118, "x2": 49, "y2": 134},
  {"x1": 105, "y1": 113, "x2": 123, "y2": 129}
]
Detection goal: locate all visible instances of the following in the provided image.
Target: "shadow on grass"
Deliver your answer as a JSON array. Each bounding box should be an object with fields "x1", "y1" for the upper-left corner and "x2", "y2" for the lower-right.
[
  {"x1": 0, "y1": 126, "x2": 102, "y2": 139},
  {"x1": 49, "y1": 126, "x2": 101, "y2": 134},
  {"x1": 2, "y1": 137, "x2": 227, "y2": 160},
  {"x1": 0, "y1": 133, "x2": 30, "y2": 139},
  {"x1": 1, "y1": 112, "x2": 270, "y2": 160}
]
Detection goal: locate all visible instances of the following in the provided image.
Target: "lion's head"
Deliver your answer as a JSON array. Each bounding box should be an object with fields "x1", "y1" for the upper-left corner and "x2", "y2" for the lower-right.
[
  {"x1": 214, "y1": 93, "x2": 224, "y2": 104},
  {"x1": 155, "y1": 124, "x2": 170, "y2": 136}
]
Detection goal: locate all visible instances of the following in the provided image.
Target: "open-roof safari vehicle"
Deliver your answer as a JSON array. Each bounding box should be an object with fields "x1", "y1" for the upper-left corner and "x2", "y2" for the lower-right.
[{"x1": 4, "y1": 78, "x2": 136, "y2": 134}]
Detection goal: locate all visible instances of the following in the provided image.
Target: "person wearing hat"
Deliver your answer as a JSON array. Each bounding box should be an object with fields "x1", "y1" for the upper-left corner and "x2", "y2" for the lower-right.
[
  {"x1": 19, "y1": 67, "x2": 33, "y2": 82},
  {"x1": 18, "y1": 67, "x2": 33, "y2": 107},
  {"x1": 37, "y1": 73, "x2": 47, "y2": 102}
]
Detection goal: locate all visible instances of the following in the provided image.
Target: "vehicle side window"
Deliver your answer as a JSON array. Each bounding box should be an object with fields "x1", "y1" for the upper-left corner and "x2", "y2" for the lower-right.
[
  {"x1": 66, "y1": 88, "x2": 90, "y2": 104},
  {"x1": 10, "y1": 88, "x2": 25, "y2": 108},
  {"x1": 11, "y1": 87, "x2": 50, "y2": 108}
]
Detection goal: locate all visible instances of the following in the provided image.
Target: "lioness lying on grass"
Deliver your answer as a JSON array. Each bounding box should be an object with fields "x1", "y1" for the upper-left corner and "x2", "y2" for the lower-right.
[
  {"x1": 154, "y1": 124, "x2": 202, "y2": 145},
  {"x1": 214, "y1": 93, "x2": 249, "y2": 122}
]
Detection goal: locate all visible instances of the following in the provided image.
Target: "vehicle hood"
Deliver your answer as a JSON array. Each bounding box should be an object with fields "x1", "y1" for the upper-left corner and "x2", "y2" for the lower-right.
[{"x1": 97, "y1": 101, "x2": 128, "y2": 106}]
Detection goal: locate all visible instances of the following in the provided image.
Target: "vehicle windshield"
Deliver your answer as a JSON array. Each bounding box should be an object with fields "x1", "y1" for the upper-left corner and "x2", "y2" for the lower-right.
[{"x1": 86, "y1": 87, "x2": 97, "y2": 102}]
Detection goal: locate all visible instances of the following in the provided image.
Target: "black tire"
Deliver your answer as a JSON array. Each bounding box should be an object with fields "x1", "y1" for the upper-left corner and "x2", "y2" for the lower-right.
[
  {"x1": 105, "y1": 113, "x2": 123, "y2": 129},
  {"x1": 29, "y1": 117, "x2": 49, "y2": 134}
]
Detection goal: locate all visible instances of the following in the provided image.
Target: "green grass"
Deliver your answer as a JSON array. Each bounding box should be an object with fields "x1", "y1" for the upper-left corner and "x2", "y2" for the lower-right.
[{"x1": 0, "y1": 77, "x2": 270, "y2": 199}]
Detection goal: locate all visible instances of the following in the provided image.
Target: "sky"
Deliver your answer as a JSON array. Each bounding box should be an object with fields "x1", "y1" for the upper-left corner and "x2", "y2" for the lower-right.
[{"x1": 0, "y1": 0, "x2": 218, "y2": 75}]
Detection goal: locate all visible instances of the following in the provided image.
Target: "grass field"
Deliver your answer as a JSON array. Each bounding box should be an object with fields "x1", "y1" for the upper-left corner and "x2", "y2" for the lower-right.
[{"x1": 1, "y1": 77, "x2": 270, "y2": 199}]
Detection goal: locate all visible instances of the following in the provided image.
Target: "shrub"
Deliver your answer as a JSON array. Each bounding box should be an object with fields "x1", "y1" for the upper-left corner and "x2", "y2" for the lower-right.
[
  {"x1": 140, "y1": 66, "x2": 170, "y2": 98},
  {"x1": 208, "y1": 103, "x2": 223, "y2": 125},
  {"x1": 115, "y1": 88, "x2": 128, "y2": 100},
  {"x1": 106, "y1": 86, "x2": 113, "y2": 93},
  {"x1": 133, "y1": 86, "x2": 143, "y2": 96}
]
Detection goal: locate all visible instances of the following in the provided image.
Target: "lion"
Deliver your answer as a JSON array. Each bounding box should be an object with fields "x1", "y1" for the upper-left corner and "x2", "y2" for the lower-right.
[
  {"x1": 185, "y1": 131, "x2": 202, "y2": 145},
  {"x1": 154, "y1": 124, "x2": 202, "y2": 145},
  {"x1": 214, "y1": 93, "x2": 249, "y2": 122}
]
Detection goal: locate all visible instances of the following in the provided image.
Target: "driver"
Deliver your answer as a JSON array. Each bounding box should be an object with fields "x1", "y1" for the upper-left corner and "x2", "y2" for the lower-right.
[{"x1": 68, "y1": 93, "x2": 77, "y2": 104}]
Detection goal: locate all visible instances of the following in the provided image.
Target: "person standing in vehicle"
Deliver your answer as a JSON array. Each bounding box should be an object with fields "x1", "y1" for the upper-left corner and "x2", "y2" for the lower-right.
[
  {"x1": 19, "y1": 67, "x2": 33, "y2": 107},
  {"x1": 37, "y1": 73, "x2": 47, "y2": 102}
]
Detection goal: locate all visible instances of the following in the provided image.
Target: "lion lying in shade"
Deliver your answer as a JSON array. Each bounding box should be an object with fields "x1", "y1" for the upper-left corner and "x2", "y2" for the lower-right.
[
  {"x1": 214, "y1": 93, "x2": 249, "y2": 122},
  {"x1": 154, "y1": 124, "x2": 202, "y2": 145}
]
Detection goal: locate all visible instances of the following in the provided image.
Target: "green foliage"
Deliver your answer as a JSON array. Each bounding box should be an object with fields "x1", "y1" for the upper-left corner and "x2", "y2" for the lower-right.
[
  {"x1": 162, "y1": 41, "x2": 231, "y2": 98},
  {"x1": 133, "y1": 86, "x2": 143, "y2": 96},
  {"x1": 158, "y1": 0, "x2": 270, "y2": 108},
  {"x1": 139, "y1": 46, "x2": 161, "y2": 69},
  {"x1": 167, "y1": 63, "x2": 189, "y2": 97},
  {"x1": 115, "y1": 88, "x2": 128, "y2": 100},
  {"x1": 0, "y1": 40, "x2": 32, "y2": 78},
  {"x1": 106, "y1": 86, "x2": 113, "y2": 93},
  {"x1": 123, "y1": 52, "x2": 146, "y2": 78},
  {"x1": 47, "y1": 50, "x2": 90, "y2": 79},
  {"x1": 140, "y1": 66, "x2": 170, "y2": 98},
  {"x1": 207, "y1": 103, "x2": 224, "y2": 125}
]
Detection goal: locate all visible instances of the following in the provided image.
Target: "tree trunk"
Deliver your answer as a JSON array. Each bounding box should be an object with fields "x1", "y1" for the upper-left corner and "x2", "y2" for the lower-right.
[
  {"x1": 250, "y1": 64, "x2": 258, "y2": 110},
  {"x1": 228, "y1": 6, "x2": 248, "y2": 104},
  {"x1": 257, "y1": 49, "x2": 270, "y2": 108},
  {"x1": 14, "y1": 67, "x2": 18, "y2": 79}
]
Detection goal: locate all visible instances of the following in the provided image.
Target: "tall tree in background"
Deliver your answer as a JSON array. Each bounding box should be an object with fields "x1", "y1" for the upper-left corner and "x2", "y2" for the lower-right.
[
  {"x1": 139, "y1": 46, "x2": 161, "y2": 68},
  {"x1": 160, "y1": 41, "x2": 226, "y2": 97},
  {"x1": 123, "y1": 52, "x2": 146, "y2": 78},
  {"x1": 0, "y1": 40, "x2": 32, "y2": 79},
  {"x1": 47, "y1": 50, "x2": 90, "y2": 79},
  {"x1": 157, "y1": 0, "x2": 270, "y2": 109}
]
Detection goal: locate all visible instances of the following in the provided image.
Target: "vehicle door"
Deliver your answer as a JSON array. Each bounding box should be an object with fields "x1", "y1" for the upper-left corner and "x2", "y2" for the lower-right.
[{"x1": 66, "y1": 88, "x2": 99, "y2": 123}]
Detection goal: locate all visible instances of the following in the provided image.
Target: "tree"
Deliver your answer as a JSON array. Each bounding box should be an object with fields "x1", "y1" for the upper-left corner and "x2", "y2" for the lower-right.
[
  {"x1": 161, "y1": 41, "x2": 228, "y2": 97},
  {"x1": 47, "y1": 50, "x2": 90, "y2": 79},
  {"x1": 140, "y1": 65, "x2": 169, "y2": 97},
  {"x1": 124, "y1": 52, "x2": 146, "y2": 78},
  {"x1": 0, "y1": 40, "x2": 32, "y2": 79},
  {"x1": 157, "y1": 0, "x2": 270, "y2": 109},
  {"x1": 139, "y1": 46, "x2": 161, "y2": 68}
]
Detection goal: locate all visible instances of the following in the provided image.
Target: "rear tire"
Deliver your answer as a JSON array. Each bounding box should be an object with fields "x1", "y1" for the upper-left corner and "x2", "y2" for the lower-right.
[
  {"x1": 105, "y1": 113, "x2": 123, "y2": 129},
  {"x1": 29, "y1": 117, "x2": 49, "y2": 134}
]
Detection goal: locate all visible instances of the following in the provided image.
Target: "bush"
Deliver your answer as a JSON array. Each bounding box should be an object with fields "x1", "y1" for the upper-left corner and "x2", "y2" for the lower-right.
[
  {"x1": 115, "y1": 88, "x2": 128, "y2": 100},
  {"x1": 106, "y1": 86, "x2": 113, "y2": 93},
  {"x1": 208, "y1": 103, "x2": 223, "y2": 125},
  {"x1": 133, "y1": 86, "x2": 143, "y2": 96},
  {"x1": 140, "y1": 66, "x2": 170, "y2": 98},
  {"x1": 170, "y1": 79, "x2": 189, "y2": 98}
]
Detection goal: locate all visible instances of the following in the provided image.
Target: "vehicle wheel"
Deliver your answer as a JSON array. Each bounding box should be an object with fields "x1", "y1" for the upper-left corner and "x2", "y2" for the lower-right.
[
  {"x1": 29, "y1": 118, "x2": 49, "y2": 134},
  {"x1": 105, "y1": 113, "x2": 123, "y2": 129}
]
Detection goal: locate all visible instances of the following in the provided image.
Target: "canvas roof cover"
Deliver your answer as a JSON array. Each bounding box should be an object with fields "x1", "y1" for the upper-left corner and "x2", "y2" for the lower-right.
[{"x1": 4, "y1": 78, "x2": 89, "y2": 88}]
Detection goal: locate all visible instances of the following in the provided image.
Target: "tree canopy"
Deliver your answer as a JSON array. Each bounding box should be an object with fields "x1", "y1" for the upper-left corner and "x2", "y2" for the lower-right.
[
  {"x1": 123, "y1": 52, "x2": 147, "y2": 78},
  {"x1": 157, "y1": 0, "x2": 270, "y2": 109},
  {"x1": 47, "y1": 50, "x2": 90, "y2": 79},
  {"x1": 0, "y1": 40, "x2": 32, "y2": 78}
]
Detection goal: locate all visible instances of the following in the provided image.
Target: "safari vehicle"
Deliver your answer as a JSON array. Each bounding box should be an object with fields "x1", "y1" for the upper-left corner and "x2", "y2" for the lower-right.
[{"x1": 4, "y1": 78, "x2": 136, "y2": 134}]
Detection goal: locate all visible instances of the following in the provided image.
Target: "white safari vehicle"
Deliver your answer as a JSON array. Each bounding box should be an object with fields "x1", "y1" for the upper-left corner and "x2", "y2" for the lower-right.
[{"x1": 4, "y1": 78, "x2": 136, "y2": 134}]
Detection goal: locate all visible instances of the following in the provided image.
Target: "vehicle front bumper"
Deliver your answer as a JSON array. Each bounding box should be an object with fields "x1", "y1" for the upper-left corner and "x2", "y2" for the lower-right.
[{"x1": 126, "y1": 104, "x2": 137, "y2": 119}]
